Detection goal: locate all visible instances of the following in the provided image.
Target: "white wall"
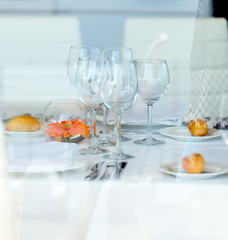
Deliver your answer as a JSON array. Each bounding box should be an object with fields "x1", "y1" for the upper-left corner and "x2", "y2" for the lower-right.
[{"x1": 0, "y1": 0, "x2": 200, "y2": 48}]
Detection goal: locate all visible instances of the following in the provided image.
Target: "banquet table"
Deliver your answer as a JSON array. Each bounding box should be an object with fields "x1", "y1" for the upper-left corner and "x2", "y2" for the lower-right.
[{"x1": 2, "y1": 118, "x2": 228, "y2": 240}]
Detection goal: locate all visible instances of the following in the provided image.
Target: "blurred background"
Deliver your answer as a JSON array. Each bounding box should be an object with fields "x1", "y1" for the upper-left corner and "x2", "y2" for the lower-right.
[
  {"x1": 0, "y1": 0, "x2": 200, "y2": 48},
  {"x1": 1, "y1": 0, "x2": 226, "y2": 122}
]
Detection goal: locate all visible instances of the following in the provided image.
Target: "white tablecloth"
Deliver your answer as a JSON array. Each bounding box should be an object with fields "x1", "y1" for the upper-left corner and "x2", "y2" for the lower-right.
[{"x1": 4, "y1": 126, "x2": 228, "y2": 240}]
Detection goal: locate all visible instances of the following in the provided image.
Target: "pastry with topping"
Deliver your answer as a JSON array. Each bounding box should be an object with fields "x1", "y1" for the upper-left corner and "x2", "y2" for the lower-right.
[{"x1": 188, "y1": 119, "x2": 208, "y2": 136}]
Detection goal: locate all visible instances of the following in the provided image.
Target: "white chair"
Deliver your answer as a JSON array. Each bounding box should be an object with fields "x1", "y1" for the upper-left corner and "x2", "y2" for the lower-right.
[
  {"x1": 184, "y1": 17, "x2": 228, "y2": 121},
  {"x1": 123, "y1": 17, "x2": 228, "y2": 120},
  {"x1": 0, "y1": 16, "x2": 81, "y2": 116},
  {"x1": 123, "y1": 17, "x2": 196, "y2": 113}
]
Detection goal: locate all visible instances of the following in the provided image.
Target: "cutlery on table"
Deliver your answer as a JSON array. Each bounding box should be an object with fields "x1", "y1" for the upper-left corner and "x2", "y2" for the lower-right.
[
  {"x1": 84, "y1": 161, "x2": 104, "y2": 181},
  {"x1": 113, "y1": 161, "x2": 128, "y2": 180},
  {"x1": 100, "y1": 161, "x2": 117, "y2": 181}
]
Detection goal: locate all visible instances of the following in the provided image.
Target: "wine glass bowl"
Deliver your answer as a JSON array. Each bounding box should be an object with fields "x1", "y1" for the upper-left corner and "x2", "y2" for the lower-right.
[
  {"x1": 67, "y1": 45, "x2": 101, "y2": 91},
  {"x1": 41, "y1": 99, "x2": 91, "y2": 144},
  {"x1": 102, "y1": 47, "x2": 134, "y2": 62},
  {"x1": 134, "y1": 59, "x2": 170, "y2": 146},
  {"x1": 103, "y1": 64, "x2": 136, "y2": 110}
]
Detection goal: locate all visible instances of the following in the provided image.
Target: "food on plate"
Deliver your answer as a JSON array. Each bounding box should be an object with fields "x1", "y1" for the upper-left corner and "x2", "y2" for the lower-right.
[
  {"x1": 6, "y1": 115, "x2": 41, "y2": 132},
  {"x1": 181, "y1": 153, "x2": 205, "y2": 174},
  {"x1": 188, "y1": 119, "x2": 208, "y2": 136}
]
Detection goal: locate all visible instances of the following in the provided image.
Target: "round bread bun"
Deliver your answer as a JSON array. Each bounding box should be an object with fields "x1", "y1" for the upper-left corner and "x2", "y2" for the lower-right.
[
  {"x1": 182, "y1": 153, "x2": 205, "y2": 174},
  {"x1": 6, "y1": 115, "x2": 41, "y2": 132},
  {"x1": 188, "y1": 119, "x2": 208, "y2": 136}
]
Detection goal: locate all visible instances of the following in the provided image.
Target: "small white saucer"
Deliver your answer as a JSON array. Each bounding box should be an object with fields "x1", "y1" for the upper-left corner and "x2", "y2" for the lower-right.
[
  {"x1": 159, "y1": 126, "x2": 222, "y2": 141},
  {"x1": 4, "y1": 130, "x2": 45, "y2": 137},
  {"x1": 160, "y1": 162, "x2": 228, "y2": 179}
]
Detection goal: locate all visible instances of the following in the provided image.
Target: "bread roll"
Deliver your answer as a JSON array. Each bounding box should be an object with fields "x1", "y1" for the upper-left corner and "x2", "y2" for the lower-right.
[
  {"x1": 188, "y1": 119, "x2": 208, "y2": 136},
  {"x1": 6, "y1": 115, "x2": 41, "y2": 132},
  {"x1": 182, "y1": 153, "x2": 205, "y2": 174}
]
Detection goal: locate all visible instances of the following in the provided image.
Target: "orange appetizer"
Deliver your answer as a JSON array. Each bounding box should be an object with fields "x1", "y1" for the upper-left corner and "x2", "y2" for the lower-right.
[{"x1": 188, "y1": 119, "x2": 208, "y2": 137}]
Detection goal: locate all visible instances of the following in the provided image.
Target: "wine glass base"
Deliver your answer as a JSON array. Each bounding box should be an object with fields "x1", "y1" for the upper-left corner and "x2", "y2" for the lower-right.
[
  {"x1": 103, "y1": 152, "x2": 134, "y2": 161},
  {"x1": 121, "y1": 134, "x2": 132, "y2": 142},
  {"x1": 134, "y1": 138, "x2": 165, "y2": 146},
  {"x1": 98, "y1": 138, "x2": 116, "y2": 148},
  {"x1": 110, "y1": 134, "x2": 132, "y2": 142},
  {"x1": 79, "y1": 146, "x2": 109, "y2": 155}
]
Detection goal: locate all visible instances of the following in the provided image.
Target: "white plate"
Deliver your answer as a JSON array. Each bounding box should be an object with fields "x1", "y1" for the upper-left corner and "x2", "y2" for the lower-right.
[
  {"x1": 159, "y1": 126, "x2": 222, "y2": 141},
  {"x1": 159, "y1": 162, "x2": 228, "y2": 179},
  {"x1": 6, "y1": 141, "x2": 88, "y2": 173},
  {"x1": 8, "y1": 159, "x2": 88, "y2": 173},
  {"x1": 105, "y1": 102, "x2": 183, "y2": 126},
  {"x1": 4, "y1": 130, "x2": 45, "y2": 137},
  {"x1": 105, "y1": 116, "x2": 182, "y2": 126}
]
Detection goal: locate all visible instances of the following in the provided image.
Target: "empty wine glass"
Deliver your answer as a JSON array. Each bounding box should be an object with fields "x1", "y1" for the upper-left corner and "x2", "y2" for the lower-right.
[
  {"x1": 102, "y1": 47, "x2": 134, "y2": 142},
  {"x1": 134, "y1": 59, "x2": 170, "y2": 146},
  {"x1": 76, "y1": 56, "x2": 110, "y2": 155},
  {"x1": 67, "y1": 45, "x2": 101, "y2": 92},
  {"x1": 101, "y1": 59, "x2": 138, "y2": 160}
]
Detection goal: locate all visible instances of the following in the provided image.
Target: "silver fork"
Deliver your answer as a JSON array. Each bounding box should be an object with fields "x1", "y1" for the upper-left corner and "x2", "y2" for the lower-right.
[
  {"x1": 100, "y1": 161, "x2": 117, "y2": 181},
  {"x1": 84, "y1": 161, "x2": 104, "y2": 181},
  {"x1": 113, "y1": 161, "x2": 128, "y2": 180}
]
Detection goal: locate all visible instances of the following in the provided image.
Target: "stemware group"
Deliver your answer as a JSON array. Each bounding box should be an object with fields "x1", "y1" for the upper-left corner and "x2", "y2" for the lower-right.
[{"x1": 66, "y1": 44, "x2": 170, "y2": 160}]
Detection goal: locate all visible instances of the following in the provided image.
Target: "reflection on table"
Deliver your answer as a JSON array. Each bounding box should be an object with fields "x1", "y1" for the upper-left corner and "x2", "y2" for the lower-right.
[{"x1": 2, "y1": 118, "x2": 228, "y2": 239}]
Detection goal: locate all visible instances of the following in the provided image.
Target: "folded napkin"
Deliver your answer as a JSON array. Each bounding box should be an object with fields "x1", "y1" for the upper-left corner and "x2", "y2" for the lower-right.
[
  {"x1": 6, "y1": 142, "x2": 79, "y2": 172},
  {"x1": 107, "y1": 101, "x2": 183, "y2": 126}
]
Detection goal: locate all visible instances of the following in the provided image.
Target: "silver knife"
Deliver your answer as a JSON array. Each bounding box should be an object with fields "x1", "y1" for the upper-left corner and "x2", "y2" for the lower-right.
[
  {"x1": 113, "y1": 161, "x2": 128, "y2": 180},
  {"x1": 84, "y1": 161, "x2": 104, "y2": 181},
  {"x1": 100, "y1": 161, "x2": 117, "y2": 181}
]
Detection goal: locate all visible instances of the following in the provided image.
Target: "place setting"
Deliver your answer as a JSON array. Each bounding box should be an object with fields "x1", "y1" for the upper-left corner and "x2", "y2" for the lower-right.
[
  {"x1": 159, "y1": 151, "x2": 228, "y2": 180},
  {"x1": 158, "y1": 119, "x2": 226, "y2": 180},
  {"x1": 1, "y1": 99, "x2": 92, "y2": 173},
  {"x1": 3, "y1": 114, "x2": 45, "y2": 137},
  {"x1": 1, "y1": 44, "x2": 228, "y2": 182},
  {"x1": 0, "y1": 46, "x2": 136, "y2": 177},
  {"x1": 158, "y1": 117, "x2": 228, "y2": 180},
  {"x1": 159, "y1": 161, "x2": 228, "y2": 180},
  {"x1": 159, "y1": 124, "x2": 222, "y2": 142}
]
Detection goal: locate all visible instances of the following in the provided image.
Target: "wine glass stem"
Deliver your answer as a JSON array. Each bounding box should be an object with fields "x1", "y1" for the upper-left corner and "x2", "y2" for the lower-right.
[
  {"x1": 90, "y1": 108, "x2": 97, "y2": 147},
  {"x1": 147, "y1": 104, "x2": 153, "y2": 139},
  {"x1": 115, "y1": 113, "x2": 123, "y2": 155},
  {"x1": 102, "y1": 105, "x2": 108, "y2": 137}
]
